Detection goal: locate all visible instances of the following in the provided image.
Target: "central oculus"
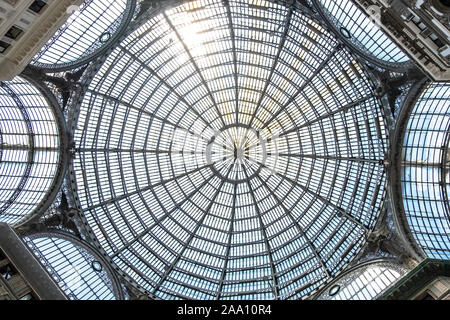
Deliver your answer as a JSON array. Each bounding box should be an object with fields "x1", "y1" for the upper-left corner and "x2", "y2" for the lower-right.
[{"x1": 205, "y1": 124, "x2": 268, "y2": 183}]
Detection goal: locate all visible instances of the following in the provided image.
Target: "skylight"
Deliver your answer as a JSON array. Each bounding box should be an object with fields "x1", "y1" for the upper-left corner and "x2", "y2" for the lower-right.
[
  {"x1": 315, "y1": 0, "x2": 410, "y2": 65},
  {"x1": 70, "y1": 0, "x2": 388, "y2": 299},
  {"x1": 0, "y1": 77, "x2": 60, "y2": 226},
  {"x1": 401, "y1": 82, "x2": 450, "y2": 260}
]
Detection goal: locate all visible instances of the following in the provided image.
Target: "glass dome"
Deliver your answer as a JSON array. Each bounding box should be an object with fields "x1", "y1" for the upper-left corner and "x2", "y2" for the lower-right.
[{"x1": 70, "y1": 0, "x2": 388, "y2": 299}]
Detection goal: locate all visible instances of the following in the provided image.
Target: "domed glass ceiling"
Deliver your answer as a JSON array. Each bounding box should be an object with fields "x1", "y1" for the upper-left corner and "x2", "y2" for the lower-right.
[{"x1": 71, "y1": 0, "x2": 387, "y2": 299}]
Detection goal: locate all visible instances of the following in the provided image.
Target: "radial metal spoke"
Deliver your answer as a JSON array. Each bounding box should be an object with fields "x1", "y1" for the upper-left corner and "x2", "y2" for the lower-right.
[
  {"x1": 278, "y1": 95, "x2": 374, "y2": 138},
  {"x1": 84, "y1": 163, "x2": 214, "y2": 211},
  {"x1": 118, "y1": 45, "x2": 218, "y2": 133},
  {"x1": 248, "y1": 8, "x2": 293, "y2": 128},
  {"x1": 255, "y1": 174, "x2": 331, "y2": 277},
  {"x1": 223, "y1": 0, "x2": 239, "y2": 125},
  {"x1": 152, "y1": 164, "x2": 234, "y2": 296},
  {"x1": 85, "y1": 89, "x2": 218, "y2": 147},
  {"x1": 110, "y1": 172, "x2": 217, "y2": 259},
  {"x1": 277, "y1": 153, "x2": 380, "y2": 163},
  {"x1": 79, "y1": 148, "x2": 206, "y2": 155},
  {"x1": 242, "y1": 165, "x2": 280, "y2": 299},
  {"x1": 252, "y1": 160, "x2": 369, "y2": 231},
  {"x1": 163, "y1": 12, "x2": 228, "y2": 129},
  {"x1": 215, "y1": 179, "x2": 237, "y2": 299},
  {"x1": 259, "y1": 45, "x2": 341, "y2": 131}
]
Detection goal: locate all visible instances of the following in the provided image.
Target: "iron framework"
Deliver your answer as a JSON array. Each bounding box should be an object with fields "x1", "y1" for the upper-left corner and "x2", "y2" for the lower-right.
[
  {"x1": 398, "y1": 82, "x2": 450, "y2": 260},
  {"x1": 30, "y1": 0, "x2": 137, "y2": 72},
  {"x1": 311, "y1": 0, "x2": 412, "y2": 71},
  {"x1": 0, "y1": 76, "x2": 68, "y2": 227},
  {"x1": 68, "y1": 0, "x2": 389, "y2": 300},
  {"x1": 23, "y1": 229, "x2": 125, "y2": 300}
]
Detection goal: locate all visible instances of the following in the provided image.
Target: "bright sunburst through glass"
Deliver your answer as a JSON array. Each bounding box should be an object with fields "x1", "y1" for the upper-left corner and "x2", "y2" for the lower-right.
[{"x1": 71, "y1": 0, "x2": 388, "y2": 300}]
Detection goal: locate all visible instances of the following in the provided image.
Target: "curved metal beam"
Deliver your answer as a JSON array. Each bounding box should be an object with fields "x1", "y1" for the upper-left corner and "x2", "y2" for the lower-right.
[
  {"x1": 310, "y1": 0, "x2": 413, "y2": 72},
  {"x1": 388, "y1": 77, "x2": 429, "y2": 262},
  {"x1": 0, "y1": 75, "x2": 70, "y2": 228},
  {"x1": 24, "y1": 229, "x2": 125, "y2": 299},
  {"x1": 31, "y1": 0, "x2": 137, "y2": 72},
  {"x1": 0, "y1": 82, "x2": 35, "y2": 216}
]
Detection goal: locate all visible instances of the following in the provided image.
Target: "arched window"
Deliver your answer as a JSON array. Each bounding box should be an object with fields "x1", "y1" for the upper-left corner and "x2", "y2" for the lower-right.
[
  {"x1": 314, "y1": 0, "x2": 410, "y2": 66},
  {"x1": 401, "y1": 83, "x2": 450, "y2": 260},
  {"x1": 0, "y1": 77, "x2": 62, "y2": 226},
  {"x1": 24, "y1": 232, "x2": 123, "y2": 300},
  {"x1": 316, "y1": 260, "x2": 408, "y2": 300},
  {"x1": 31, "y1": 0, "x2": 135, "y2": 71}
]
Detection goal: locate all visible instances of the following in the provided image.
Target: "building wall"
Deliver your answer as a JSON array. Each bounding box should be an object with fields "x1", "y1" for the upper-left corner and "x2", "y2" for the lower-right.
[{"x1": 0, "y1": 0, "x2": 83, "y2": 80}]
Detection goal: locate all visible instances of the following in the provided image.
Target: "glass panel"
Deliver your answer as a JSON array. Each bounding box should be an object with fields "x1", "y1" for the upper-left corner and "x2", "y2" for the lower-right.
[
  {"x1": 24, "y1": 235, "x2": 118, "y2": 300},
  {"x1": 316, "y1": 0, "x2": 409, "y2": 63},
  {"x1": 73, "y1": 0, "x2": 387, "y2": 300},
  {"x1": 0, "y1": 77, "x2": 60, "y2": 225},
  {"x1": 32, "y1": 0, "x2": 129, "y2": 67},
  {"x1": 401, "y1": 83, "x2": 450, "y2": 260}
]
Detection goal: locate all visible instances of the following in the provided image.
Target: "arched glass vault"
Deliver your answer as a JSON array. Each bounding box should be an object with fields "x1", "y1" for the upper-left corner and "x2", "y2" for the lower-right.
[
  {"x1": 4, "y1": 0, "x2": 448, "y2": 301},
  {"x1": 24, "y1": 231, "x2": 124, "y2": 300},
  {"x1": 31, "y1": 0, "x2": 136, "y2": 72},
  {"x1": 0, "y1": 76, "x2": 66, "y2": 226},
  {"x1": 69, "y1": 0, "x2": 388, "y2": 300},
  {"x1": 312, "y1": 0, "x2": 410, "y2": 69},
  {"x1": 400, "y1": 82, "x2": 450, "y2": 260},
  {"x1": 314, "y1": 259, "x2": 408, "y2": 300}
]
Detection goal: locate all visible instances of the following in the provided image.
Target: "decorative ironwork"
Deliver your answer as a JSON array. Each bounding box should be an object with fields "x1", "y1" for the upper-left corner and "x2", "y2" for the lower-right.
[
  {"x1": 68, "y1": 0, "x2": 388, "y2": 300},
  {"x1": 24, "y1": 230, "x2": 125, "y2": 300},
  {"x1": 30, "y1": 0, "x2": 137, "y2": 72}
]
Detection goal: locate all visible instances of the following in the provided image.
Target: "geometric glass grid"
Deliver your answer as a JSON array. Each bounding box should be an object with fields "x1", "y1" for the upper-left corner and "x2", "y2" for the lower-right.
[
  {"x1": 72, "y1": 0, "x2": 388, "y2": 300},
  {"x1": 401, "y1": 82, "x2": 450, "y2": 260},
  {"x1": 24, "y1": 234, "x2": 118, "y2": 300},
  {"x1": 317, "y1": 261, "x2": 407, "y2": 300},
  {"x1": 31, "y1": 0, "x2": 130, "y2": 70},
  {"x1": 315, "y1": 0, "x2": 409, "y2": 64},
  {"x1": 0, "y1": 77, "x2": 60, "y2": 225}
]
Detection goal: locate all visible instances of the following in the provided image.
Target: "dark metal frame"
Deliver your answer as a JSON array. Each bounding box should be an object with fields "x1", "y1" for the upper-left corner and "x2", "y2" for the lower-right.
[
  {"x1": 66, "y1": 0, "x2": 390, "y2": 300},
  {"x1": 0, "y1": 75, "x2": 69, "y2": 227},
  {"x1": 311, "y1": 0, "x2": 413, "y2": 72},
  {"x1": 312, "y1": 257, "x2": 408, "y2": 299},
  {"x1": 390, "y1": 79, "x2": 450, "y2": 261},
  {"x1": 24, "y1": 229, "x2": 125, "y2": 300},
  {"x1": 30, "y1": 0, "x2": 137, "y2": 72}
]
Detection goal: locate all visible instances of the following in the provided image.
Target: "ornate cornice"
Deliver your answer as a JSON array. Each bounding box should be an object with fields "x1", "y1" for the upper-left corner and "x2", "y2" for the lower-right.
[{"x1": 379, "y1": 259, "x2": 450, "y2": 300}]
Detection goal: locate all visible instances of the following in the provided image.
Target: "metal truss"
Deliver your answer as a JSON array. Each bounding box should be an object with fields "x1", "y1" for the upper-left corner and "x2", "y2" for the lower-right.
[
  {"x1": 23, "y1": 229, "x2": 125, "y2": 300},
  {"x1": 30, "y1": 0, "x2": 137, "y2": 72},
  {"x1": 65, "y1": 0, "x2": 390, "y2": 300},
  {"x1": 0, "y1": 75, "x2": 68, "y2": 227}
]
